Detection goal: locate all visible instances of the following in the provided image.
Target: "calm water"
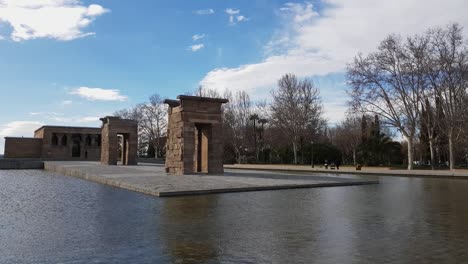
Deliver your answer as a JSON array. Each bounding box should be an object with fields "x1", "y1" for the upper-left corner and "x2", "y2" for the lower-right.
[{"x1": 1, "y1": 170, "x2": 468, "y2": 264}]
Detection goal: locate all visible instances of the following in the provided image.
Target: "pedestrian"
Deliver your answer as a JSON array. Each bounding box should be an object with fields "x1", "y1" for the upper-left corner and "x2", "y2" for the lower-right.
[
  {"x1": 324, "y1": 160, "x2": 328, "y2": 169},
  {"x1": 336, "y1": 160, "x2": 341, "y2": 170}
]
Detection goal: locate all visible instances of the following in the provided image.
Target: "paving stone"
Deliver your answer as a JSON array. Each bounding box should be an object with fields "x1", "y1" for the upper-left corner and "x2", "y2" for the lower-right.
[{"x1": 44, "y1": 161, "x2": 379, "y2": 197}]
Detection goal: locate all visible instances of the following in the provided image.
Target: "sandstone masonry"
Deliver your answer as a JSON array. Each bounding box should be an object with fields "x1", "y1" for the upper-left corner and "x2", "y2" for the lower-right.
[{"x1": 164, "y1": 95, "x2": 228, "y2": 175}]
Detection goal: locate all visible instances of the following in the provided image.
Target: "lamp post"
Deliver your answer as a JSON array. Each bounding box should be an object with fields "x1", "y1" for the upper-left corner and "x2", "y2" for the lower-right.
[{"x1": 311, "y1": 141, "x2": 314, "y2": 168}]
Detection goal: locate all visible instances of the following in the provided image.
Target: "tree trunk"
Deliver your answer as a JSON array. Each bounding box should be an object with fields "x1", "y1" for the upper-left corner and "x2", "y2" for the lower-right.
[
  {"x1": 429, "y1": 138, "x2": 435, "y2": 170},
  {"x1": 448, "y1": 132, "x2": 455, "y2": 170},
  {"x1": 407, "y1": 136, "x2": 414, "y2": 170},
  {"x1": 235, "y1": 148, "x2": 241, "y2": 164},
  {"x1": 353, "y1": 149, "x2": 357, "y2": 165},
  {"x1": 292, "y1": 142, "x2": 298, "y2": 164}
]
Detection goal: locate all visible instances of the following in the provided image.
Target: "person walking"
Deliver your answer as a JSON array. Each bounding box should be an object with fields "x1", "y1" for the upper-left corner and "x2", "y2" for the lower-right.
[{"x1": 336, "y1": 160, "x2": 341, "y2": 170}]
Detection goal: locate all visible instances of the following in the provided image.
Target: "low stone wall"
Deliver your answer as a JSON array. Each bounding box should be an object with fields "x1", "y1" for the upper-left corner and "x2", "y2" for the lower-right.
[
  {"x1": 138, "y1": 158, "x2": 165, "y2": 164},
  {"x1": 0, "y1": 159, "x2": 44, "y2": 169},
  {"x1": 4, "y1": 137, "x2": 43, "y2": 158}
]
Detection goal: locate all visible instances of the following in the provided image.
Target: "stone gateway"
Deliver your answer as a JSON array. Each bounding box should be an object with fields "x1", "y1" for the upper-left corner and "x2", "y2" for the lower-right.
[
  {"x1": 100, "y1": 116, "x2": 138, "y2": 166},
  {"x1": 164, "y1": 95, "x2": 228, "y2": 175}
]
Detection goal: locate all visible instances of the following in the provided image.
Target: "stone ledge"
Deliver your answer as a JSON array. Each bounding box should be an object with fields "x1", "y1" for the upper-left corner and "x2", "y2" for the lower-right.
[
  {"x1": 0, "y1": 159, "x2": 44, "y2": 169},
  {"x1": 43, "y1": 161, "x2": 378, "y2": 197},
  {"x1": 224, "y1": 164, "x2": 468, "y2": 179}
]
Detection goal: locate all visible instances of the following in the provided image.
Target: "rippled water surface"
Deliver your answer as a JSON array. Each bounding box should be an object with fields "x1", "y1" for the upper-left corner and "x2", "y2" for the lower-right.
[{"x1": 1, "y1": 170, "x2": 468, "y2": 263}]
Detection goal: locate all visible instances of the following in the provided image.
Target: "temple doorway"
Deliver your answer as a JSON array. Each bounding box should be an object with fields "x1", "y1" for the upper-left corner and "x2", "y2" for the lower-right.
[
  {"x1": 195, "y1": 124, "x2": 211, "y2": 173},
  {"x1": 72, "y1": 134, "x2": 81, "y2": 158},
  {"x1": 117, "y1": 133, "x2": 131, "y2": 165}
]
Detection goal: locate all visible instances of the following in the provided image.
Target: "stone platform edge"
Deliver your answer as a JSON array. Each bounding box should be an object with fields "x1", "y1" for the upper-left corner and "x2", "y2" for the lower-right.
[
  {"x1": 0, "y1": 159, "x2": 44, "y2": 169},
  {"x1": 44, "y1": 162, "x2": 161, "y2": 196},
  {"x1": 43, "y1": 162, "x2": 378, "y2": 197},
  {"x1": 224, "y1": 165, "x2": 468, "y2": 179}
]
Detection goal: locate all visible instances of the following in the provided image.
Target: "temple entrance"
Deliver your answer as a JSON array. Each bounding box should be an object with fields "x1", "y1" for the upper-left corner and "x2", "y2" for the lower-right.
[
  {"x1": 72, "y1": 134, "x2": 81, "y2": 158},
  {"x1": 100, "y1": 116, "x2": 138, "y2": 166},
  {"x1": 118, "y1": 133, "x2": 131, "y2": 165},
  {"x1": 195, "y1": 124, "x2": 211, "y2": 173},
  {"x1": 164, "y1": 95, "x2": 228, "y2": 175}
]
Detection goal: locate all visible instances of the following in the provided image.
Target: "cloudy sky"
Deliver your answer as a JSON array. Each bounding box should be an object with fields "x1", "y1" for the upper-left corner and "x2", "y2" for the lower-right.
[{"x1": 1, "y1": 0, "x2": 468, "y2": 153}]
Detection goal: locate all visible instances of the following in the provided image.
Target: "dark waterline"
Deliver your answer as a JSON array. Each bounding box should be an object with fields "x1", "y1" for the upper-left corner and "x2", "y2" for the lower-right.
[{"x1": 1, "y1": 170, "x2": 468, "y2": 263}]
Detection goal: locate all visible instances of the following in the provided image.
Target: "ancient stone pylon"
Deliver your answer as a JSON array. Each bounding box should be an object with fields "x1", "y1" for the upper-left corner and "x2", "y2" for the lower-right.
[
  {"x1": 100, "y1": 116, "x2": 138, "y2": 165},
  {"x1": 164, "y1": 95, "x2": 228, "y2": 175}
]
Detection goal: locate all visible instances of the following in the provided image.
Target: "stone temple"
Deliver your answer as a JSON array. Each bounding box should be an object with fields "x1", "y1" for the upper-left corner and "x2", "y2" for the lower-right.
[
  {"x1": 4, "y1": 126, "x2": 102, "y2": 160},
  {"x1": 164, "y1": 95, "x2": 228, "y2": 175},
  {"x1": 4, "y1": 116, "x2": 138, "y2": 166}
]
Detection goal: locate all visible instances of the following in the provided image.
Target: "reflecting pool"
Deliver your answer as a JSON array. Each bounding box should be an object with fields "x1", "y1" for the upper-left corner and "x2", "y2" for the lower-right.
[{"x1": 1, "y1": 170, "x2": 468, "y2": 263}]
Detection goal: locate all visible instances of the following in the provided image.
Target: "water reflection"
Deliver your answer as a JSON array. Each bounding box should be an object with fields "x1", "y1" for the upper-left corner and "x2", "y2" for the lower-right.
[
  {"x1": 2, "y1": 170, "x2": 468, "y2": 263},
  {"x1": 159, "y1": 196, "x2": 220, "y2": 263}
]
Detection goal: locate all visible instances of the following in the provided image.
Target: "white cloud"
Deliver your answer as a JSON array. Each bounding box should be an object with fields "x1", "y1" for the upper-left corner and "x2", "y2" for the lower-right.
[
  {"x1": 61, "y1": 100, "x2": 73, "y2": 105},
  {"x1": 0, "y1": 121, "x2": 43, "y2": 137},
  {"x1": 29, "y1": 111, "x2": 63, "y2": 117},
  {"x1": 27, "y1": 112, "x2": 103, "y2": 125},
  {"x1": 77, "y1": 116, "x2": 99, "y2": 123},
  {"x1": 49, "y1": 116, "x2": 100, "y2": 123},
  {"x1": 194, "y1": 9, "x2": 214, "y2": 15},
  {"x1": 188, "y1": 44, "x2": 204, "y2": 52},
  {"x1": 225, "y1": 8, "x2": 247, "y2": 25},
  {"x1": 236, "y1": 16, "x2": 248, "y2": 22},
  {"x1": 192, "y1": 34, "x2": 205, "y2": 41},
  {"x1": 279, "y1": 2, "x2": 317, "y2": 23},
  {"x1": 201, "y1": 0, "x2": 468, "y2": 123},
  {"x1": 0, "y1": 0, "x2": 109, "y2": 41},
  {"x1": 70, "y1": 87, "x2": 128, "y2": 101},
  {"x1": 0, "y1": 121, "x2": 44, "y2": 154},
  {"x1": 225, "y1": 8, "x2": 240, "y2": 15}
]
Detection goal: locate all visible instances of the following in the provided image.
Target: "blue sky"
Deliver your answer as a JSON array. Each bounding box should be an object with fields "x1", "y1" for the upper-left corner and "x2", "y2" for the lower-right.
[{"x1": 0, "y1": 0, "x2": 467, "y2": 153}]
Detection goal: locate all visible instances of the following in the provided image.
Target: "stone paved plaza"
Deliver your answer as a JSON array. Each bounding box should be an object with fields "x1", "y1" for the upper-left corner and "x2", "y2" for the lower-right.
[{"x1": 44, "y1": 161, "x2": 378, "y2": 197}]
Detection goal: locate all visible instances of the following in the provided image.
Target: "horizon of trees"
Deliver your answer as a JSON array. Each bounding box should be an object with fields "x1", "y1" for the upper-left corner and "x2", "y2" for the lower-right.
[
  {"x1": 114, "y1": 23, "x2": 468, "y2": 171},
  {"x1": 348, "y1": 23, "x2": 468, "y2": 170}
]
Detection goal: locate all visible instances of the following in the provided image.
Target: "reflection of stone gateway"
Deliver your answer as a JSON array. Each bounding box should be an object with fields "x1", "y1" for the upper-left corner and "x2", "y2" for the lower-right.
[{"x1": 164, "y1": 95, "x2": 228, "y2": 175}]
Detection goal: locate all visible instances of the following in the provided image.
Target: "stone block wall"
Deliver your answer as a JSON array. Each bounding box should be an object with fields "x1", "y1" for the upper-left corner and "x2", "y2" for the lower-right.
[
  {"x1": 4, "y1": 137, "x2": 43, "y2": 158},
  {"x1": 100, "y1": 116, "x2": 138, "y2": 165},
  {"x1": 0, "y1": 159, "x2": 44, "y2": 169},
  {"x1": 37, "y1": 126, "x2": 101, "y2": 161},
  {"x1": 164, "y1": 95, "x2": 228, "y2": 175}
]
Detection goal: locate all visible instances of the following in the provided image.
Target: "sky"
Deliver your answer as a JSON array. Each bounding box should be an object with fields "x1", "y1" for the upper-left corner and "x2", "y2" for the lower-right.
[{"x1": 1, "y1": 0, "x2": 468, "y2": 153}]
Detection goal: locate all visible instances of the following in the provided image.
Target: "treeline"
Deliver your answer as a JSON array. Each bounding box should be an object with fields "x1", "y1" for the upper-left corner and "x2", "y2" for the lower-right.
[
  {"x1": 115, "y1": 73, "x2": 402, "y2": 168},
  {"x1": 348, "y1": 23, "x2": 468, "y2": 170},
  {"x1": 115, "y1": 23, "x2": 468, "y2": 170}
]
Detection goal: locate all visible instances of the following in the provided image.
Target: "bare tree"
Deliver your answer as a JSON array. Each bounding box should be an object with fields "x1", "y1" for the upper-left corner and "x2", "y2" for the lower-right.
[
  {"x1": 334, "y1": 115, "x2": 361, "y2": 165},
  {"x1": 270, "y1": 73, "x2": 323, "y2": 164},
  {"x1": 347, "y1": 34, "x2": 428, "y2": 170},
  {"x1": 194, "y1": 85, "x2": 222, "y2": 98},
  {"x1": 249, "y1": 114, "x2": 259, "y2": 161},
  {"x1": 139, "y1": 94, "x2": 167, "y2": 158},
  {"x1": 420, "y1": 98, "x2": 438, "y2": 169},
  {"x1": 425, "y1": 24, "x2": 468, "y2": 170},
  {"x1": 114, "y1": 94, "x2": 167, "y2": 158},
  {"x1": 223, "y1": 90, "x2": 252, "y2": 163}
]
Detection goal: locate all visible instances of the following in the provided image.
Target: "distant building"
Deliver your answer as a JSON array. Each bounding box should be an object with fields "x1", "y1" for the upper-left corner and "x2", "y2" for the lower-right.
[{"x1": 4, "y1": 126, "x2": 101, "y2": 160}]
